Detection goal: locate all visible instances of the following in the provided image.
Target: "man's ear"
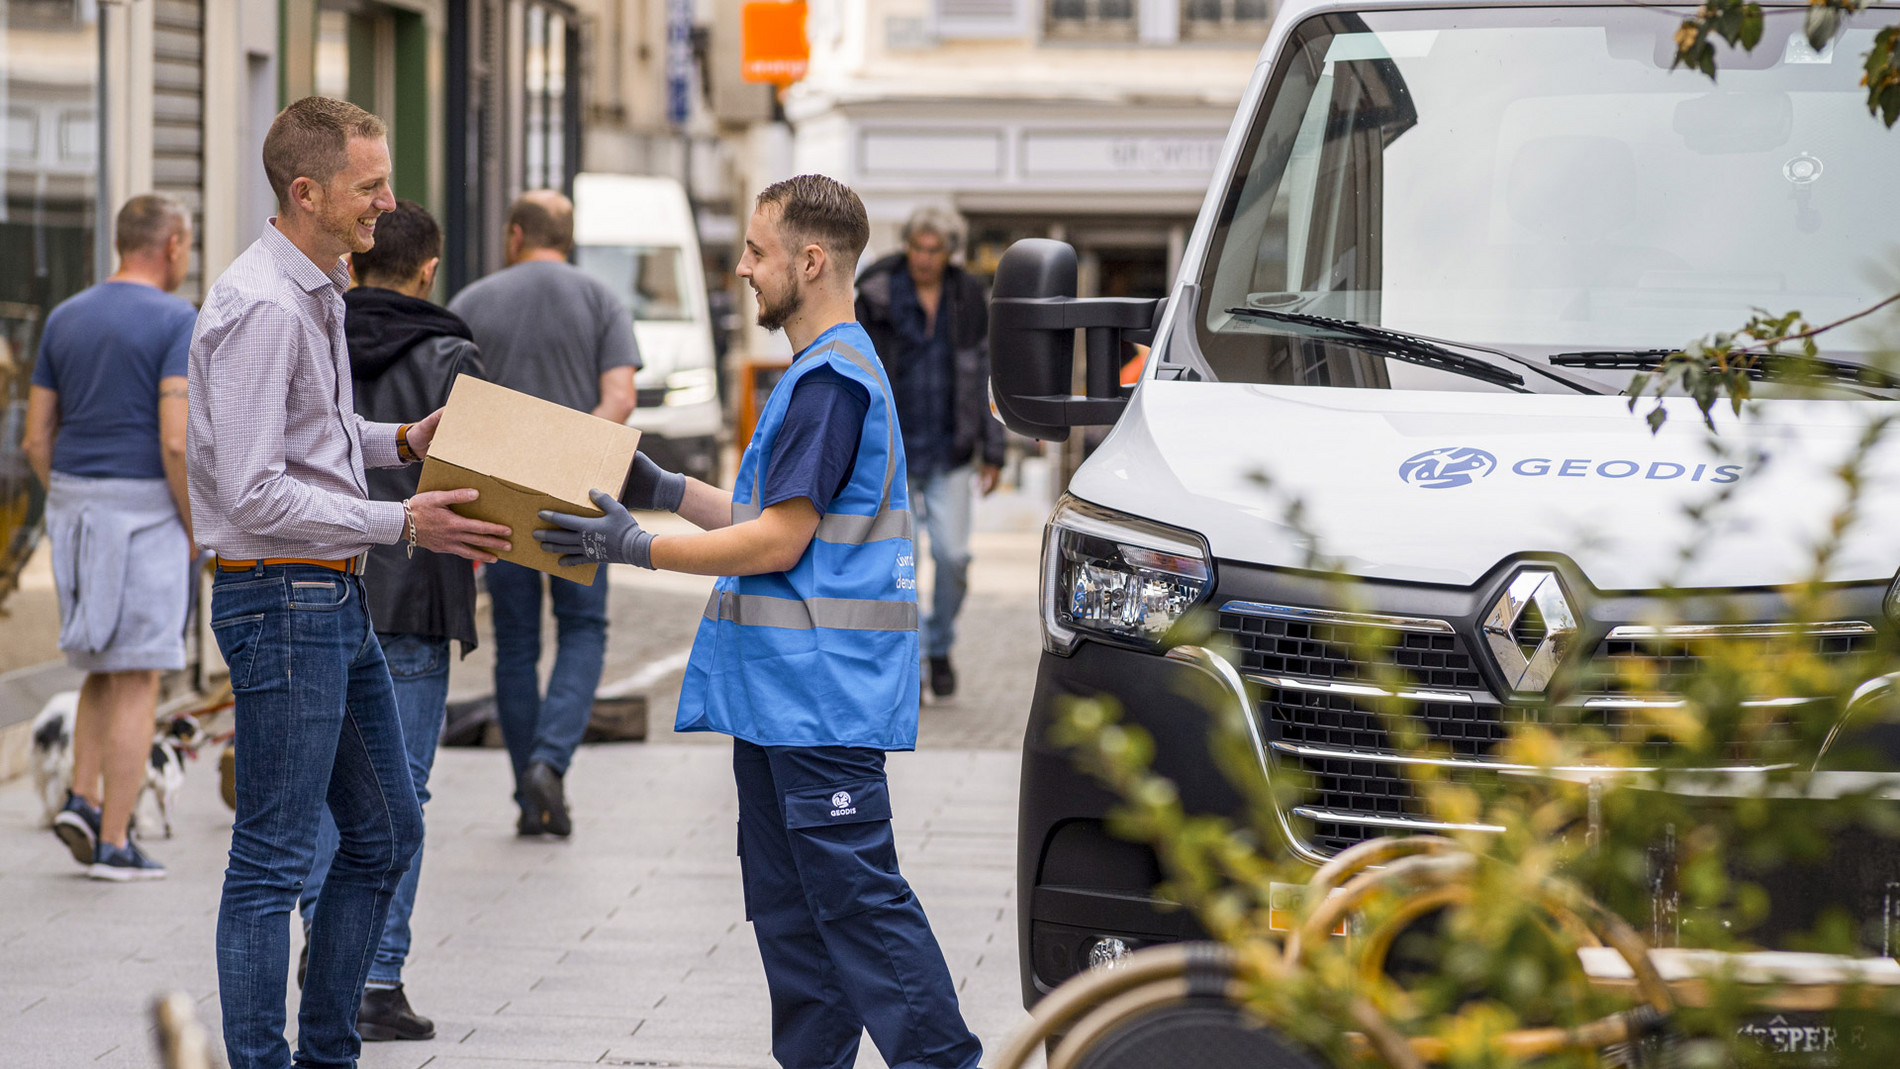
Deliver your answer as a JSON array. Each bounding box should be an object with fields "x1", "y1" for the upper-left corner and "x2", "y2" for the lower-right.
[
  {"x1": 347, "y1": 253, "x2": 363, "y2": 285},
  {"x1": 803, "y1": 243, "x2": 829, "y2": 283},
  {"x1": 289, "y1": 175, "x2": 321, "y2": 215},
  {"x1": 418, "y1": 256, "x2": 440, "y2": 295}
]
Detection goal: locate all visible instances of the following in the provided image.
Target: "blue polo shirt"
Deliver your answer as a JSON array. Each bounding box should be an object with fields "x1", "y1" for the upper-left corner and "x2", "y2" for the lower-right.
[{"x1": 31, "y1": 281, "x2": 197, "y2": 480}]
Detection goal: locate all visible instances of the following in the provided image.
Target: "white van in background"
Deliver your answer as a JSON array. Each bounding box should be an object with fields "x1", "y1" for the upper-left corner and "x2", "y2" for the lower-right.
[{"x1": 573, "y1": 173, "x2": 722, "y2": 485}]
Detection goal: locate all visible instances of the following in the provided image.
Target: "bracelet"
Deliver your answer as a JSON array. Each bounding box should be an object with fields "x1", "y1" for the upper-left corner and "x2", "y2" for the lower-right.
[
  {"x1": 402, "y1": 497, "x2": 418, "y2": 559},
  {"x1": 396, "y1": 424, "x2": 418, "y2": 464}
]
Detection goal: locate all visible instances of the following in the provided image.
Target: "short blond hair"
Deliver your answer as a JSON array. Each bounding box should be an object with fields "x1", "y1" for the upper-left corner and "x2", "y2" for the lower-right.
[{"x1": 263, "y1": 96, "x2": 387, "y2": 211}]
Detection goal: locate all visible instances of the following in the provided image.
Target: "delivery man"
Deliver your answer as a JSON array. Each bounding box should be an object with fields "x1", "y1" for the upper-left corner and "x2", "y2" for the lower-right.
[{"x1": 535, "y1": 174, "x2": 983, "y2": 1069}]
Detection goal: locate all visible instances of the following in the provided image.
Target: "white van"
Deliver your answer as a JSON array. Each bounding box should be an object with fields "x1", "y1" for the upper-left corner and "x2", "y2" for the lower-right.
[
  {"x1": 573, "y1": 173, "x2": 722, "y2": 484},
  {"x1": 990, "y1": 0, "x2": 1900, "y2": 1006}
]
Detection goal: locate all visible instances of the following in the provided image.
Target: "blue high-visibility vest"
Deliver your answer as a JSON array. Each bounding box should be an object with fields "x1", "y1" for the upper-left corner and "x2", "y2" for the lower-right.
[{"x1": 675, "y1": 323, "x2": 921, "y2": 750}]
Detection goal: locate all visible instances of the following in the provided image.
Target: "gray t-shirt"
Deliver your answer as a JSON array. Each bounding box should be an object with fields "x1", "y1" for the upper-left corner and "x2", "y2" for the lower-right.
[{"x1": 448, "y1": 260, "x2": 641, "y2": 413}]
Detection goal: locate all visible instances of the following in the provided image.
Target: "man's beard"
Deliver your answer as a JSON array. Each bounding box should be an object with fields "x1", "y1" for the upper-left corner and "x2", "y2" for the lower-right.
[
  {"x1": 327, "y1": 207, "x2": 374, "y2": 255},
  {"x1": 756, "y1": 275, "x2": 803, "y2": 332}
]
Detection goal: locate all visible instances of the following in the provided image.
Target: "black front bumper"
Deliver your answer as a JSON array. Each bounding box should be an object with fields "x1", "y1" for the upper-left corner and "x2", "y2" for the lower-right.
[{"x1": 1018, "y1": 639, "x2": 1267, "y2": 1002}]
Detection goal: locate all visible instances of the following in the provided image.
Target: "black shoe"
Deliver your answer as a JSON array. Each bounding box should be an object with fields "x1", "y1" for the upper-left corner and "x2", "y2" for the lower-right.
[
  {"x1": 53, "y1": 792, "x2": 101, "y2": 866},
  {"x1": 357, "y1": 984, "x2": 435, "y2": 1042},
  {"x1": 928, "y1": 656, "x2": 957, "y2": 699},
  {"x1": 520, "y1": 761, "x2": 571, "y2": 838}
]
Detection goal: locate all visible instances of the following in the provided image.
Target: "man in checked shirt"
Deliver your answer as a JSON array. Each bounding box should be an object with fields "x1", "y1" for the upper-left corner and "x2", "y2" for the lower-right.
[{"x1": 187, "y1": 97, "x2": 511, "y2": 1069}]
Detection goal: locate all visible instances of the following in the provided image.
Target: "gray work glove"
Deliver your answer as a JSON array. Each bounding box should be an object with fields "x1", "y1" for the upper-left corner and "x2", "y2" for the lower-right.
[
  {"x1": 619, "y1": 451, "x2": 686, "y2": 513},
  {"x1": 536, "y1": 489, "x2": 656, "y2": 569}
]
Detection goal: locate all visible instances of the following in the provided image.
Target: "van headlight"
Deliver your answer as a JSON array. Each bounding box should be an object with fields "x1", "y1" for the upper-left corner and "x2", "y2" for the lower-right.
[
  {"x1": 664, "y1": 368, "x2": 717, "y2": 407},
  {"x1": 1043, "y1": 495, "x2": 1212, "y2": 655}
]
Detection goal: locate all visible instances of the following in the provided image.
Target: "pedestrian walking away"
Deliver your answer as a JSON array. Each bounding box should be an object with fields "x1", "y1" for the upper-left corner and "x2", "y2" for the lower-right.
[
  {"x1": 21, "y1": 193, "x2": 198, "y2": 882},
  {"x1": 537, "y1": 174, "x2": 983, "y2": 1069},
  {"x1": 297, "y1": 198, "x2": 488, "y2": 1044},
  {"x1": 188, "y1": 96, "x2": 510, "y2": 1069},
  {"x1": 856, "y1": 205, "x2": 1006, "y2": 701},
  {"x1": 448, "y1": 190, "x2": 641, "y2": 838}
]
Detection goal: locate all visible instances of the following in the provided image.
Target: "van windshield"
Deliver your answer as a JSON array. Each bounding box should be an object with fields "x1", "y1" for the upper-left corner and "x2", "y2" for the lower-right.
[
  {"x1": 576, "y1": 244, "x2": 695, "y2": 321},
  {"x1": 1195, "y1": 7, "x2": 1900, "y2": 394}
]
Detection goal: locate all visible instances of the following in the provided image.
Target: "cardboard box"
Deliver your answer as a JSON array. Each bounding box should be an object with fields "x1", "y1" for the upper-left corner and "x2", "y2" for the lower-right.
[{"x1": 417, "y1": 375, "x2": 641, "y2": 584}]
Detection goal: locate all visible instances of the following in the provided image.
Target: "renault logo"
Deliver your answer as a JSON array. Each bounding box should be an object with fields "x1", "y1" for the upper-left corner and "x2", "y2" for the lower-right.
[{"x1": 1482, "y1": 568, "x2": 1579, "y2": 693}]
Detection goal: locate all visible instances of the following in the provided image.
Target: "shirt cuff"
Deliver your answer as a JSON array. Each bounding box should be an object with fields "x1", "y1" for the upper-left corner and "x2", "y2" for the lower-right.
[
  {"x1": 362, "y1": 420, "x2": 406, "y2": 469},
  {"x1": 365, "y1": 499, "x2": 408, "y2": 546}
]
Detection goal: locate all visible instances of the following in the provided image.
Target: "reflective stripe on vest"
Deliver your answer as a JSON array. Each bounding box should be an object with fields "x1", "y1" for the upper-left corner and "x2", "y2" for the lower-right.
[
  {"x1": 702, "y1": 589, "x2": 919, "y2": 631},
  {"x1": 729, "y1": 343, "x2": 912, "y2": 544}
]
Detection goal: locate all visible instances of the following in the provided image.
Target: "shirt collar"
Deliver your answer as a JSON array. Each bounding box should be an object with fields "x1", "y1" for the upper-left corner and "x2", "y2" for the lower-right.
[{"x1": 261, "y1": 219, "x2": 352, "y2": 294}]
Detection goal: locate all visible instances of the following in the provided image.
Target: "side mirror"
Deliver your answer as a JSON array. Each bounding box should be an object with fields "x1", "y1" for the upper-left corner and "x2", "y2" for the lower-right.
[{"x1": 988, "y1": 239, "x2": 1163, "y2": 442}]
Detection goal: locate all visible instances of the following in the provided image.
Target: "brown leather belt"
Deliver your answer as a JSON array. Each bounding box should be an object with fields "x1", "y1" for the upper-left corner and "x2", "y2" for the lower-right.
[{"x1": 216, "y1": 555, "x2": 366, "y2": 575}]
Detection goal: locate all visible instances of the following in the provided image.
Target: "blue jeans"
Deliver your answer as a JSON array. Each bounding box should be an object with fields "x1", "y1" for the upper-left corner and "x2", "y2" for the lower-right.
[
  {"x1": 733, "y1": 740, "x2": 982, "y2": 1069},
  {"x1": 907, "y1": 465, "x2": 974, "y2": 660},
  {"x1": 210, "y1": 565, "x2": 423, "y2": 1069},
  {"x1": 299, "y1": 633, "x2": 450, "y2": 987},
  {"x1": 486, "y1": 560, "x2": 608, "y2": 793}
]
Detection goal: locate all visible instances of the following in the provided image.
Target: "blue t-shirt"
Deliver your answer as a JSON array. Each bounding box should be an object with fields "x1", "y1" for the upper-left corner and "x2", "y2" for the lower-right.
[
  {"x1": 30, "y1": 281, "x2": 197, "y2": 480},
  {"x1": 760, "y1": 363, "x2": 871, "y2": 513}
]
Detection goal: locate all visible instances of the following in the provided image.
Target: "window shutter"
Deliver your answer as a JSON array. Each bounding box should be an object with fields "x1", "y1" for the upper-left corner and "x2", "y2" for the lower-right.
[{"x1": 933, "y1": 0, "x2": 1026, "y2": 39}]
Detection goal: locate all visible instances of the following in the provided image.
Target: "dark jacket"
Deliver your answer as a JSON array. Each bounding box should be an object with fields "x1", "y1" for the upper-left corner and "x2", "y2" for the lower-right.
[
  {"x1": 345, "y1": 286, "x2": 487, "y2": 655},
  {"x1": 855, "y1": 254, "x2": 1006, "y2": 471}
]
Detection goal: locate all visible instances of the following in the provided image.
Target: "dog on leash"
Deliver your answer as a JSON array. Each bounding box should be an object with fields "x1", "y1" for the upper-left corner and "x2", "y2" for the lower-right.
[{"x1": 31, "y1": 691, "x2": 208, "y2": 840}]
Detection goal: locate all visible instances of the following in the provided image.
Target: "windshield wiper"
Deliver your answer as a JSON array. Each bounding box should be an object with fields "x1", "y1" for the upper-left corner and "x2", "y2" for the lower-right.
[
  {"x1": 1549, "y1": 350, "x2": 1900, "y2": 396},
  {"x1": 1224, "y1": 308, "x2": 1609, "y2": 394}
]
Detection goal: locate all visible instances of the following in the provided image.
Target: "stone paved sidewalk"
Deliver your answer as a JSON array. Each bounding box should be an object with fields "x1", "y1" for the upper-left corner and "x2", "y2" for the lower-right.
[{"x1": 0, "y1": 741, "x2": 1037, "y2": 1068}]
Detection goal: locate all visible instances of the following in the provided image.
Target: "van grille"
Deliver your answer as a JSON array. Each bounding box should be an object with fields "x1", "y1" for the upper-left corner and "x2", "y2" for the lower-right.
[
  {"x1": 1582, "y1": 630, "x2": 1877, "y2": 694},
  {"x1": 1219, "y1": 608, "x2": 1485, "y2": 690},
  {"x1": 1217, "y1": 610, "x2": 1877, "y2": 858}
]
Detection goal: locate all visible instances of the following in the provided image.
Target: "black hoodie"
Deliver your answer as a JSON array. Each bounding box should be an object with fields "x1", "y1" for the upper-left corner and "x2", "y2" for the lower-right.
[{"x1": 345, "y1": 286, "x2": 487, "y2": 654}]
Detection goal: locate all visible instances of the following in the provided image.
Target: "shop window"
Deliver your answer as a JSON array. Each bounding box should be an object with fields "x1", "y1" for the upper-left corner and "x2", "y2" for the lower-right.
[
  {"x1": 1044, "y1": 0, "x2": 1137, "y2": 41},
  {"x1": 1179, "y1": 0, "x2": 1269, "y2": 41},
  {"x1": 314, "y1": 6, "x2": 395, "y2": 124},
  {"x1": 304, "y1": 3, "x2": 427, "y2": 202},
  {"x1": 521, "y1": 2, "x2": 569, "y2": 193},
  {"x1": 935, "y1": 0, "x2": 1026, "y2": 39}
]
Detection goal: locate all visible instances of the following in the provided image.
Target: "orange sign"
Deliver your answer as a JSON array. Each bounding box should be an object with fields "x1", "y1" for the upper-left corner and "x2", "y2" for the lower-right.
[{"x1": 741, "y1": 0, "x2": 809, "y2": 85}]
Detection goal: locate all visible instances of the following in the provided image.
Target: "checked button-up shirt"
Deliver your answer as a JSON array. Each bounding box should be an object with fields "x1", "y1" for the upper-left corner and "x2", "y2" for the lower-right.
[{"x1": 187, "y1": 222, "x2": 410, "y2": 561}]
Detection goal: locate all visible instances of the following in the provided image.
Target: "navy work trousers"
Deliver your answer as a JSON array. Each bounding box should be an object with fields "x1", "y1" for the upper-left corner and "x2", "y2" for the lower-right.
[{"x1": 733, "y1": 740, "x2": 983, "y2": 1069}]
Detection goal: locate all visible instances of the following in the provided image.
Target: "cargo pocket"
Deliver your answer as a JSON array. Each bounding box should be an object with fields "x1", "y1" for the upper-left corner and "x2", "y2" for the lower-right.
[{"x1": 781, "y1": 779, "x2": 905, "y2": 921}]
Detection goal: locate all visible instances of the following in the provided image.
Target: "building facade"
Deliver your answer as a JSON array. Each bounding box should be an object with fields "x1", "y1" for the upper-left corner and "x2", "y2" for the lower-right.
[
  {"x1": 783, "y1": 0, "x2": 1269, "y2": 294},
  {"x1": 0, "y1": 0, "x2": 592, "y2": 598}
]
